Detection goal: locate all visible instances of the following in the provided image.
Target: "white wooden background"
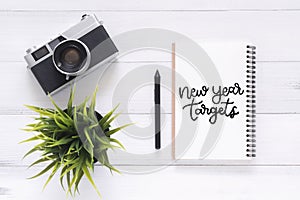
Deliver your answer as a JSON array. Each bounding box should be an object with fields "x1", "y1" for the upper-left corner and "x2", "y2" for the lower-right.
[{"x1": 1, "y1": 0, "x2": 300, "y2": 199}]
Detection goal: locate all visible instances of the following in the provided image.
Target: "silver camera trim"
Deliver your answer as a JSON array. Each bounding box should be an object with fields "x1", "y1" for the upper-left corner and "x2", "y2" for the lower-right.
[
  {"x1": 52, "y1": 39, "x2": 91, "y2": 78},
  {"x1": 24, "y1": 14, "x2": 103, "y2": 69}
]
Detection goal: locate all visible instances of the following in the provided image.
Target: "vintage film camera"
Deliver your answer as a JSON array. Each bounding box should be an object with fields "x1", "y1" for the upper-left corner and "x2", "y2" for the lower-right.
[{"x1": 24, "y1": 14, "x2": 118, "y2": 94}]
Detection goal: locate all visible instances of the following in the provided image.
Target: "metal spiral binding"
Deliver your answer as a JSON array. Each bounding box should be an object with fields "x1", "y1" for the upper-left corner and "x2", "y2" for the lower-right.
[{"x1": 246, "y1": 45, "x2": 256, "y2": 157}]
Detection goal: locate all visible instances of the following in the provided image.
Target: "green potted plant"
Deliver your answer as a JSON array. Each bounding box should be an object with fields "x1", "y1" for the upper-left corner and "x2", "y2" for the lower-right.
[{"x1": 21, "y1": 87, "x2": 129, "y2": 197}]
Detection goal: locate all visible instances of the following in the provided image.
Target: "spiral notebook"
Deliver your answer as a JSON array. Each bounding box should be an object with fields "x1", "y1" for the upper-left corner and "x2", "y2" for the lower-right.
[{"x1": 172, "y1": 40, "x2": 256, "y2": 160}]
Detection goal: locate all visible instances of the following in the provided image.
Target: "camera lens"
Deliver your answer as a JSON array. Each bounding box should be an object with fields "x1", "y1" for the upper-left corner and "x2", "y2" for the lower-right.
[
  {"x1": 62, "y1": 47, "x2": 81, "y2": 65},
  {"x1": 53, "y1": 40, "x2": 91, "y2": 76}
]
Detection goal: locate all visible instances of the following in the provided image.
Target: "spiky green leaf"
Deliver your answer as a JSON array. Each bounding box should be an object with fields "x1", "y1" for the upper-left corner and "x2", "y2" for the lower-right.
[
  {"x1": 82, "y1": 165, "x2": 101, "y2": 197},
  {"x1": 28, "y1": 160, "x2": 57, "y2": 179}
]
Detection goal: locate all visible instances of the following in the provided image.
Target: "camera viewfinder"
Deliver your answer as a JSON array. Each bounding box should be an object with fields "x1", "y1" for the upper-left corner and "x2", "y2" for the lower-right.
[{"x1": 32, "y1": 46, "x2": 49, "y2": 61}]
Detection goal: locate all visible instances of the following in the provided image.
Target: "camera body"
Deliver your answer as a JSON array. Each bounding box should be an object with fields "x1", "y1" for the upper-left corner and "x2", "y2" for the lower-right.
[{"x1": 24, "y1": 14, "x2": 118, "y2": 95}]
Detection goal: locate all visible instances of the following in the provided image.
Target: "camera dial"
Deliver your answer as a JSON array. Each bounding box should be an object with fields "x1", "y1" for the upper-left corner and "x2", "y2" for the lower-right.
[
  {"x1": 53, "y1": 39, "x2": 91, "y2": 78},
  {"x1": 26, "y1": 46, "x2": 36, "y2": 54},
  {"x1": 81, "y1": 14, "x2": 89, "y2": 20}
]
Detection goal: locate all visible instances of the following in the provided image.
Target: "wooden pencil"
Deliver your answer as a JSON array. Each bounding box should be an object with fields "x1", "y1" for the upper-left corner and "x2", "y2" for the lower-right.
[{"x1": 171, "y1": 43, "x2": 176, "y2": 160}]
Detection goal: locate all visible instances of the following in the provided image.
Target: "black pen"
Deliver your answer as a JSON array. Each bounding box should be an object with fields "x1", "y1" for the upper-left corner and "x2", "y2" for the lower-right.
[{"x1": 154, "y1": 70, "x2": 161, "y2": 149}]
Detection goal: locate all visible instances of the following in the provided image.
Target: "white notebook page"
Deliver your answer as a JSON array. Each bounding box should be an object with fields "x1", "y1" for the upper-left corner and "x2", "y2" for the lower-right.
[{"x1": 175, "y1": 41, "x2": 250, "y2": 160}]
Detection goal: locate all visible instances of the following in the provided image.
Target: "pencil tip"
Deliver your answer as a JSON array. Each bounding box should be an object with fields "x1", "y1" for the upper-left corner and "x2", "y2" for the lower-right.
[{"x1": 155, "y1": 70, "x2": 160, "y2": 77}]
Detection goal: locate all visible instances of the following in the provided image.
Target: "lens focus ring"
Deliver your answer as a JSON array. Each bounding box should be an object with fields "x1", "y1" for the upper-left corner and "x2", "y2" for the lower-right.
[{"x1": 53, "y1": 39, "x2": 91, "y2": 76}]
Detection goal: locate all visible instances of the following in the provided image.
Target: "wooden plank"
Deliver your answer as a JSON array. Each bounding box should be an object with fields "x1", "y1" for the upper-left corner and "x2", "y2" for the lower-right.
[
  {"x1": 1, "y1": 61, "x2": 300, "y2": 114},
  {"x1": 0, "y1": 61, "x2": 172, "y2": 115},
  {"x1": 1, "y1": 11, "x2": 300, "y2": 62},
  {"x1": 1, "y1": 0, "x2": 300, "y2": 10},
  {"x1": 0, "y1": 166, "x2": 299, "y2": 199},
  {"x1": 109, "y1": 113, "x2": 300, "y2": 165},
  {"x1": 256, "y1": 62, "x2": 300, "y2": 114},
  {"x1": 0, "y1": 2, "x2": 298, "y2": 200},
  {"x1": 2, "y1": 114, "x2": 300, "y2": 166}
]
